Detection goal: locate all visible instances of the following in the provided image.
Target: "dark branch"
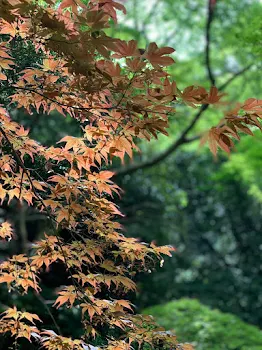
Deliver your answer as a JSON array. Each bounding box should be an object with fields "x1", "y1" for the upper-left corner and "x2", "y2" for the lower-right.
[
  {"x1": 113, "y1": 64, "x2": 253, "y2": 177},
  {"x1": 205, "y1": 0, "x2": 216, "y2": 85},
  {"x1": 219, "y1": 64, "x2": 253, "y2": 91},
  {"x1": 0, "y1": 85, "x2": 176, "y2": 118},
  {"x1": 115, "y1": 104, "x2": 208, "y2": 177},
  {"x1": 33, "y1": 291, "x2": 62, "y2": 336},
  {"x1": 113, "y1": 0, "x2": 254, "y2": 178}
]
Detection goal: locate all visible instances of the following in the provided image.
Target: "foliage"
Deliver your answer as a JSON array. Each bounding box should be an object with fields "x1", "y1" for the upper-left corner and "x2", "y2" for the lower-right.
[
  {"x1": 117, "y1": 150, "x2": 262, "y2": 326},
  {"x1": 144, "y1": 298, "x2": 262, "y2": 350},
  {"x1": 237, "y1": 2, "x2": 262, "y2": 58},
  {"x1": 110, "y1": 0, "x2": 262, "y2": 163},
  {"x1": 218, "y1": 131, "x2": 262, "y2": 202},
  {"x1": 0, "y1": 0, "x2": 260, "y2": 349},
  {"x1": 107, "y1": 0, "x2": 262, "y2": 328}
]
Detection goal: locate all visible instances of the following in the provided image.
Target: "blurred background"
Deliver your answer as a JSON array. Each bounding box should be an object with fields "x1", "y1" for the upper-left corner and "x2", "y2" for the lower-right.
[{"x1": 0, "y1": 0, "x2": 262, "y2": 349}]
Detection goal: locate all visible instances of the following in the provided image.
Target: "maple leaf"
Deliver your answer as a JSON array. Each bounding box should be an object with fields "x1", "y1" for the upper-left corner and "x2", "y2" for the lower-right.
[
  {"x1": 0, "y1": 71, "x2": 7, "y2": 80},
  {"x1": 80, "y1": 303, "x2": 100, "y2": 321},
  {"x1": 242, "y1": 98, "x2": 262, "y2": 112},
  {"x1": 0, "y1": 274, "x2": 15, "y2": 285},
  {"x1": 0, "y1": 57, "x2": 15, "y2": 70},
  {"x1": 112, "y1": 40, "x2": 140, "y2": 58},
  {"x1": 0, "y1": 221, "x2": 14, "y2": 240},
  {"x1": 204, "y1": 86, "x2": 224, "y2": 104},
  {"x1": 179, "y1": 85, "x2": 207, "y2": 107},
  {"x1": 53, "y1": 286, "x2": 78, "y2": 308},
  {"x1": 59, "y1": 0, "x2": 86, "y2": 13},
  {"x1": 0, "y1": 20, "x2": 17, "y2": 37},
  {"x1": 91, "y1": 0, "x2": 126, "y2": 23},
  {"x1": 206, "y1": 126, "x2": 236, "y2": 155},
  {"x1": 20, "y1": 312, "x2": 42, "y2": 324},
  {"x1": 145, "y1": 42, "x2": 175, "y2": 68},
  {"x1": 151, "y1": 244, "x2": 176, "y2": 257},
  {"x1": 0, "y1": 1, "x2": 259, "y2": 348},
  {"x1": 1, "y1": 306, "x2": 19, "y2": 320},
  {"x1": 0, "y1": 307, "x2": 42, "y2": 341},
  {"x1": 96, "y1": 170, "x2": 115, "y2": 180},
  {"x1": 115, "y1": 300, "x2": 133, "y2": 312}
]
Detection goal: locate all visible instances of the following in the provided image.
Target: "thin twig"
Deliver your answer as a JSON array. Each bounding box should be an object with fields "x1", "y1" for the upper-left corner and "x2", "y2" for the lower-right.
[
  {"x1": 33, "y1": 291, "x2": 62, "y2": 336},
  {"x1": 1, "y1": 85, "x2": 176, "y2": 118},
  {"x1": 219, "y1": 64, "x2": 253, "y2": 91}
]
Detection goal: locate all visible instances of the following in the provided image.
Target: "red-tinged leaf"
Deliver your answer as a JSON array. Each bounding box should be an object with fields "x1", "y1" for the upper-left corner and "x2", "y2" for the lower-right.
[
  {"x1": 199, "y1": 131, "x2": 209, "y2": 148},
  {"x1": 0, "y1": 58, "x2": 15, "y2": 70},
  {"x1": 86, "y1": 10, "x2": 109, "y2": 30},
  {"x1": 242, "y1": 98, "x2": 262, "y2": 112},
  {"x1": 32, "y1": 180, "x2": 47, "y2": 191},
  {"x1": 112, "y1": 40, "x2": 140, "y2": 58},
  {"x1": 56, "y1": 208, "x2": 70, "y2": 224},
  {"x1": 93, "y1": 0, "x2": 126, "y2": 23},
  {"x1": 42, "y1": 58, "x2": 63, "y2": 71},
  {"x1": 0, "y1": 71, "x2": 7, "y2": 80},
  {"x1": 178, "y1": 85, "x2": 208, "y2": 107},
  {"x1": 0, "y1": 3, "x2": 259, "y2": 349},
  {"x1": 220, "y1": 125, "x2": 240, "y2": 140},
  {"x1": 97, "y1": 170, "x2": 115, "y2": 180},
  {"x1": 7, "y1": 188, "x2": 20, "y2": 204},
  {"x1": 235, "y1": 123, "x2": 254, "y2": 136},
  {"x1": 53, "y1": 286, "x2": 77, "y2": 308},
  {"x1": 126, "y1": 57, "x2": 146, "y2": 72},
  {"x1": 0, "y1": 185, "x2": 6, "y2": 204},
  {"x1": 0, "y1": 274, "x2": 15, "y2": 284},
  {"x1": 59, "y1": 0, "x2": 86, "y2": 13},
  {"x1": 116, "y1": 300, "x2": 133, "y2": 311},
  {"x1": 217, "y1": 134, "x2": 233, "y2": 153},
  {"x1": 80, "y1": 303, "x2": 98, "y2": 321},
  {"x1": 205, "y1": 86, "x2": 224, "y2": 104},
  {"x1": 249, "y1": 115, "x2": 262, "y2": 128},
  {"x1": 0, "y1": 20, "x2": 17, "y2": 37},
  {"x1": 21, "y1": 312, "x2": 42, "y2": 324},
  {"x1": 58, "y1": 135, "x2": 85, "y2": 151},
  {"x1": 145, "y1": 42, "x2": 175, "y2": 67},
  {"x1": 151, "y1": 244, "x2": 176, "y2": 257},
  {"x1": 208, "y1": 128, "x2": 219, "y2": 155}
]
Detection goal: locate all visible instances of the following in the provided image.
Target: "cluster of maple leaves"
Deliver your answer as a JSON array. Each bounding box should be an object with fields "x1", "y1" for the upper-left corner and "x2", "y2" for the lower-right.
[{"x1": 0, "y1": 0, "x2": 260, "y2": 349}]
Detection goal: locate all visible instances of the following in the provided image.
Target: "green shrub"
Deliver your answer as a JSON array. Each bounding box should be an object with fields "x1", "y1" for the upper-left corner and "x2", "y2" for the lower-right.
[{"x1": 143, "y1": 298, "x2": 262, "y2": 350}]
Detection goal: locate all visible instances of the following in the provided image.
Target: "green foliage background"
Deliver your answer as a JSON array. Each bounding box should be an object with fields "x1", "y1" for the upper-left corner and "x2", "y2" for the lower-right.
[
  {"x1": 144, "y1": 299, "x2": 262, "y2": 350},
  {"x1": 0, "y1": 0, "x2": 261, "y2": 347},
  {"x1": 112, "y1": 0, "x2": 262, "y2": 331}
]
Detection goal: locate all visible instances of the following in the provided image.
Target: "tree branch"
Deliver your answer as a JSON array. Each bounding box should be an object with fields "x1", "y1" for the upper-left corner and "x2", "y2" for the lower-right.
[
  {"x1": 18, "y1": 202, "x2": 28, "y2": 254},
  {"x1": 113, "y1": 64, "x2": 253, "y2": 177},
  {"x1": 205, "y1": 0, "x2": 216, "y2": 85},
  {"x1": 0, "y1": 85, "x2": 176, "y2": 118},
  {"x1": 33, "y1": 291, "x2": 62, "y2": 336},
  {"x1": 219, "y1": 63, "x2": 253, "y2": 91},
  {"x1": 113, "y1": 1, "x2": 218, "y2": 178},
  {"x1": 115, "y1": 104, "x2": 208, "y2": 177},
  {"x1": 113, "y1": 0, "x2": 255, "y2": 178}
]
